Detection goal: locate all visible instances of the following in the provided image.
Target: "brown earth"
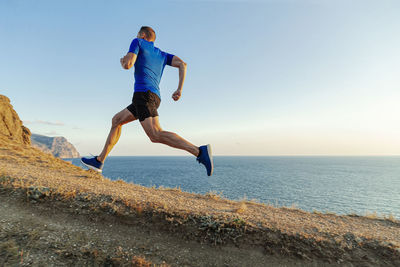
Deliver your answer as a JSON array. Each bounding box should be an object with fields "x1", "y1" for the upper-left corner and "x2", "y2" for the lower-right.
[
  {"x1": 0, "y1": 185, "x2": 313, "y2": 267},
  {"x1": 1, "y1": 133, "x2": 400, "y2": 266}
]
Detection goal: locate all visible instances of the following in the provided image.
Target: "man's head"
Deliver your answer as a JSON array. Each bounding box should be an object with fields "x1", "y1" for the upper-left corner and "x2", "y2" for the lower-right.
[{"x1": 137, "y1": 26, "x2": 156, "y2": 42}]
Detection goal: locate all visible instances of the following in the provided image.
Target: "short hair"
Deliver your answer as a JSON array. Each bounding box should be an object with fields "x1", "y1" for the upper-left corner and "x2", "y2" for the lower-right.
[{"x1": 139, "y1": 26, "x2": 156, "y2": 42}]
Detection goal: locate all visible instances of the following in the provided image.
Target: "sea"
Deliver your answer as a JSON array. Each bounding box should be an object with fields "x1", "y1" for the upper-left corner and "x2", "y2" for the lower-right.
[{"x1": 67, "y1": 156, "x2": 400, "y2": 219}]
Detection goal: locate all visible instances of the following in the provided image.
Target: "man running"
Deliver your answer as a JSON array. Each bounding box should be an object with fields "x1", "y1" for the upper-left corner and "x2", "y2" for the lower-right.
[{"x1": 81, "y1": 26, "x2": 213, "y2": 176}]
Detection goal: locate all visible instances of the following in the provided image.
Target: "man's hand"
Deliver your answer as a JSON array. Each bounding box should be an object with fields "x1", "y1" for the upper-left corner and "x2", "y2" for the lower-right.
[
  {"x1": 120, "y1": 58, "x2": 127, "y2": 69},
  {"x1": 120, "y1": 52, "x2": 137, "y2": 70},
  {"x1": 172, "y1": 90, "x2": 182, "y2": 101}
]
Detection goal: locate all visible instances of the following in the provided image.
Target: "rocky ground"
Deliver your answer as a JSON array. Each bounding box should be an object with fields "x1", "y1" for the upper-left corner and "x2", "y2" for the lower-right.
[{"x1": 1, "y1": 187, "x2": 321, "y2": 267}]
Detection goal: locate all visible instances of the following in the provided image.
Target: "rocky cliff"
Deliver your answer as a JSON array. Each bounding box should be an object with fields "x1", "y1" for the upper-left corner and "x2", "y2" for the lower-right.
[
  {"x1": 0, "y1": 94, "x2": 31, "y2": 145},
  {"x1": 31, "y1": 133, "x2": 80, "y2": 158},
  {"x1": 0, "y1": 94, "x2": 79, "y2": 158}
]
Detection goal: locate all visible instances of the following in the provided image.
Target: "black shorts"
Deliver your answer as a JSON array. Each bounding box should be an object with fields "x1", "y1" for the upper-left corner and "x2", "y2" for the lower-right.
[{"x1": 126, "y1": 91, "x2": 161, "y2": 122}]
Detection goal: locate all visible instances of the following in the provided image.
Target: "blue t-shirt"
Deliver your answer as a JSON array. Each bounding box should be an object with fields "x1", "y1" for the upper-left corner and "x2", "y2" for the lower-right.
[{"x1": 128, "y1": 38, "x2": 174, "y2": 99}]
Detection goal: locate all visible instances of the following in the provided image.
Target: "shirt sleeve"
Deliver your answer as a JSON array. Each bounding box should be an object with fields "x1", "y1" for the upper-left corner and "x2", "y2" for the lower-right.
[
  {"x1": 128, "y1": 38, "x2": 140, "y2": 54},
  {"x1": 165, "y1": 53, "x2": 174, "y2": 66},
  {"x1": 167, "y1": 53, "x2": 174, "y2": 66}
]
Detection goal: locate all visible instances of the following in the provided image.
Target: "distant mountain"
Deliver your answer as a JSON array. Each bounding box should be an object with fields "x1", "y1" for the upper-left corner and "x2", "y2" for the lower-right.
[{"x1": 31, "y1": 133, "x2": 80, "y2": 159}]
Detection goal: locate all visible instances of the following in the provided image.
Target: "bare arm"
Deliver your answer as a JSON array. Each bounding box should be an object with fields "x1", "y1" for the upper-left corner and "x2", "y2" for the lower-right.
[
  {"x1": 171, "y1": 56, "x2": 187, "y2": 101},
  {"x1": 120, "y1": 52, "x2": 137, "y2": 70}
]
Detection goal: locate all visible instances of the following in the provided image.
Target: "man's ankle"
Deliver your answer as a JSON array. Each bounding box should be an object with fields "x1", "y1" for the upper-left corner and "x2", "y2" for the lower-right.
[{"x1": 96, "y1": 156, "x2": 104, "y2": 163}]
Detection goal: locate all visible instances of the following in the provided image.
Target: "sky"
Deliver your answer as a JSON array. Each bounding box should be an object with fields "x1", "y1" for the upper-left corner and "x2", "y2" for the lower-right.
[{"x1": 1, "y1": 0, "x2": 399, "y2": 156}]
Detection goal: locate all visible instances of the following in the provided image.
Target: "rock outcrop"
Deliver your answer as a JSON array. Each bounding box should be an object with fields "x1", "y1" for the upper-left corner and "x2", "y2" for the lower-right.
[
  {"x1": 31, "y1": 133, "x2": 80, "y2": 158},
  {"x1": 0, "y1": 94, "x2": 31, "y2": 145},
  {"x1": 0, "y1": 94, "x2": 79, "y2": 158}
]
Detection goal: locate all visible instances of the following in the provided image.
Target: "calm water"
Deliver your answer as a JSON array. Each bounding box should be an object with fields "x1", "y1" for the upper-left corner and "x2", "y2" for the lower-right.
[{"x1": 68, "y1": 156, "x2": 400, "y2": 219}]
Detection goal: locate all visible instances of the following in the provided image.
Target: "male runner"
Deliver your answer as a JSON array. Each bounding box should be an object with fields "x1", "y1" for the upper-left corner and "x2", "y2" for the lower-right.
[{"x1": 81, "y1": 26, "x2": 213, "y2": 176}]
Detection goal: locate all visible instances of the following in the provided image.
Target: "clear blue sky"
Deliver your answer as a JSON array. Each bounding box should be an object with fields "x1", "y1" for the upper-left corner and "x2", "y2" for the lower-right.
[{"x1": 1, "y1": 0, "x2": 399, "y2": 156}]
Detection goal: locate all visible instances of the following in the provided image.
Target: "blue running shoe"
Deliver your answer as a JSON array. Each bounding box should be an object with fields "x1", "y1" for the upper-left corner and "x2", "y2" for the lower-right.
[
  {"x1": 197, "y1": 144, "x2": 214, "y2": 176},
  {"x1": 81, "y1": 156, "x2": 103, "y2": 172}
]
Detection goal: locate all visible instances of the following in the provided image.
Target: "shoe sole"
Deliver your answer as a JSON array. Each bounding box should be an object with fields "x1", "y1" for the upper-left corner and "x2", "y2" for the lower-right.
[
  {"x1": 80, "y1": 159, "x2": 102, "y2": 173},
  {"x1": 206, "y1": 144, "x2": 214, "y2": 176}
]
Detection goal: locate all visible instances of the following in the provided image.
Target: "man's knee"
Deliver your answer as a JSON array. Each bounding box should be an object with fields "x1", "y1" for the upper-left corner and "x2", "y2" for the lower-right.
[
  {"x1": 148, "y1": 131, "x2": 161, "y2": 143},
  {"x1": 111, "y1": 114, "x2": 123, "y2": 127}
]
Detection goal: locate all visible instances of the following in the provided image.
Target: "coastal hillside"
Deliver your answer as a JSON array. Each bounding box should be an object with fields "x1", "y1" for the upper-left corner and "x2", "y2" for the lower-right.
[
  {"x1": 0, "y1": 95, "x2": 399, "y2": 266},
  {"x1": 31, "y1": 133, "x2": 80, "y2": 158},
  {"x1": 0, "y1": 95, "x2": 30, "y2": 145},
  {"x1": 0, "y1": 94, "x2": 79, "y2": 158}
]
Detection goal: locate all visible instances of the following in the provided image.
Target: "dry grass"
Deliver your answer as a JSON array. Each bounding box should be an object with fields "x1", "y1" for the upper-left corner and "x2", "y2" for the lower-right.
[
  {"x1": 131, "y1": 256, "x2": 166, "y2": 267},
  {"x1": 384, "y1": 213, "x2": 398, "y2": 223},
  {"x1": 205, "y1": 190, "x2": 224, "y2": 200},
  {"x1": 0, "y1": 240, "x2": 20, "y2": 265},
  {"x1": 364, "y1": 211, "x2": 398, "y2": 223},
  {"x1": 235, "y1": 201, "x2": 247, "y2": 214},
  {"x1": 365, "y1": 211, "x2": 378, "y2": 219},
  {"x1": 158, "y1": 185, "x2": 182, "y2": 192}
]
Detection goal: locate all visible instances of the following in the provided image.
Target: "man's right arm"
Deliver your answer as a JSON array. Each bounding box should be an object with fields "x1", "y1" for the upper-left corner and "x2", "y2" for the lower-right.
[
  {"x1": 120, "y1": 52, "x2": 137, "y2": 70},
  {"x1": 171, "y1": 56, "x2": 187, "y2": 101},
  {"x1": 121, "y1": 38, "x2": 139, "y2": 70}
]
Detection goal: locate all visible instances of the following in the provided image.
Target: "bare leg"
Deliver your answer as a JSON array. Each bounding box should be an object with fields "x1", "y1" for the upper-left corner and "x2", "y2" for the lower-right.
[
  {"x1": 140, "y1": 116, "x2": 199, "y2": 156},
  {"x1": 98, "y1": 109, "x2": 136, "y2": 162}
]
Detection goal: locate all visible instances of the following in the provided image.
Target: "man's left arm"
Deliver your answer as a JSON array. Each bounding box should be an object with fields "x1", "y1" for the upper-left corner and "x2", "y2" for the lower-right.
[
  {"x1": 170, "y1": 55, "x2": 187, "y2": 101},
  {"x1": 120, "y1": 52, "x2": 137, "y2": 70}
]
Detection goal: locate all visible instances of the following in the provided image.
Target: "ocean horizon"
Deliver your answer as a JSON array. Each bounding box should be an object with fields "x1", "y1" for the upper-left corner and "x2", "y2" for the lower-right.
[{"x1": 68, "y1": 155, "x2": 400, "y2": 219}]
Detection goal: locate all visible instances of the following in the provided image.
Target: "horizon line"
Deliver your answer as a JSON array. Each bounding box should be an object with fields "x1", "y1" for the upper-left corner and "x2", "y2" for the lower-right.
[{"x1": 78, "y1": 154, "x2": 400, "y2": 157}]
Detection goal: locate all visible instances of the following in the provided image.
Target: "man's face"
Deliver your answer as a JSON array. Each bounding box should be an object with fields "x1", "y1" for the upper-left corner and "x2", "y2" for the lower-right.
[{"x1": 137, "y1": 32, "x2": 145, "y2": 39}]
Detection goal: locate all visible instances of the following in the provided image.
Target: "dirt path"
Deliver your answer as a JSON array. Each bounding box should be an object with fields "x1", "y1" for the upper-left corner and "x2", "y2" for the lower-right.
[{"x1": 0, "y1": 190, "x2": 331, "y2": 267}]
